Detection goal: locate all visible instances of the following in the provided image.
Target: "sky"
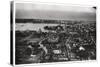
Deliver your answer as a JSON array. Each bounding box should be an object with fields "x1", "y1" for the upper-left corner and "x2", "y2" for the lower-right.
[{"x1": 15, "y1": 3, "x2": 96, "y2": 21}]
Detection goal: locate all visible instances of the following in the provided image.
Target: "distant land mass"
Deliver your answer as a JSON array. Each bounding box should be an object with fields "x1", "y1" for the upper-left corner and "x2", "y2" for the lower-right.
[{"x1": 15, "y1": 19, "x2": 96, "y2": 24}]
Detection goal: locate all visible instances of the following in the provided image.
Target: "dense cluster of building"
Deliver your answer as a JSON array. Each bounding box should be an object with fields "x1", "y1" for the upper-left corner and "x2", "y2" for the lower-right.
[{"x1": 15, "y1": 21, "x2": 96, "y2": 64}]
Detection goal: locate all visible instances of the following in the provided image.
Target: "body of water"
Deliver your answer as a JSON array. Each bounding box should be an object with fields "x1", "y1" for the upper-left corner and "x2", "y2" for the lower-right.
[{"x1": 16, "y1": 23, "x2": 60, "y2": 31}]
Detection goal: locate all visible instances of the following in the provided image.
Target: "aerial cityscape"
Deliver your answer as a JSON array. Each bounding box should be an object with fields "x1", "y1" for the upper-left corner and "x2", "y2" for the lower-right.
[
  {"x1": 14, "y1": 3, "x2": 96, "y2": 65},
  {"x1": 15, "y1": 19, "x2": 96, "y2": 64}
]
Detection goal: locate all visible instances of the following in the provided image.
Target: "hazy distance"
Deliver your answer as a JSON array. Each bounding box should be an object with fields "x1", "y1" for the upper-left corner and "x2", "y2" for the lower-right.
[{"x1": 16, "y1": 3, "x2": 96, "y2": 21}]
